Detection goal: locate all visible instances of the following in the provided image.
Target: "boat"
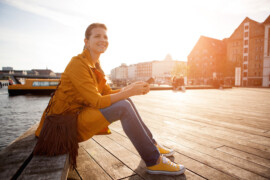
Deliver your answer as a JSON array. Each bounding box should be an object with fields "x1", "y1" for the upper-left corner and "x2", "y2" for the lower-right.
[{"x1": 8, "y1": 79, "x2": 59, "y2": 96}]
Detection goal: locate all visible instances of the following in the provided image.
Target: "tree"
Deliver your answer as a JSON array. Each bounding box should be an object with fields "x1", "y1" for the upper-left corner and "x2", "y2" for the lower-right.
[{"x1": 171, "y1": 62, "x2": 187, "y2": 77}]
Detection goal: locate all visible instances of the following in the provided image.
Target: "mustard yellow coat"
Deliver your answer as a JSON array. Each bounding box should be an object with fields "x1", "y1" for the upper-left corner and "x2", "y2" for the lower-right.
[{"x1": 35, "y1": 49, "x2": 120, "y2": 142}]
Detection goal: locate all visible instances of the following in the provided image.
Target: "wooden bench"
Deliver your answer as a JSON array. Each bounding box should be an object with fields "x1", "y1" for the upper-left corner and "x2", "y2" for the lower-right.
[{"x1": 0, "y1": 124, "x2": 69, "y2": 180}]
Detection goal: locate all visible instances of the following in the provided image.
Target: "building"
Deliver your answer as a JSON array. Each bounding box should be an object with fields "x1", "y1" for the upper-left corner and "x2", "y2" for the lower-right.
[
  {"x1": 153, "y1": 55, "x2": 187, "y2": 84},
  {"x1": 2, "y1": 67, "x2": 13, "y2": 71},
  {"x1": 136, "y1": 62, "x2": 152, "y2": 81},
  {"x1": 262, "y1": 16, "x2": 270, "y2": 87},
  {"x1": 188, "y1": 15, "x2": 270, "y2": 87},
  {"x1": 110, "y1": 55, "x2": 187, "y2": 85},
  {"x1": 127, "y1": 64, "x2": 136, "y2": 81},
  {"x1": 188, "y1": 36, "x2": 226, "y2": 85},
  {"x1": 227, "y1": 16, "x2": 267, "y2": 86},
  {"x1": 110, "y1": 64, "x2": 128, "y2": 86},
  {"x1": 31, "y1": 69, "x2": 56, "y2": 77}
]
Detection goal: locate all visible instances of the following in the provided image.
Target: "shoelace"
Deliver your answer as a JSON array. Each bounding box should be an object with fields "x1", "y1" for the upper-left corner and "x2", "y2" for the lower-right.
[{"x1": 162, "y1": 156, "x2": 178, "y2": 168}]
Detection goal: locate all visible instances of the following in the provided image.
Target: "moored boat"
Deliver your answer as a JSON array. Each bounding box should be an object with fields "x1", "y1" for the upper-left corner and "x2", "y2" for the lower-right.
[{"x1": 8, "y1": 79, "x2": 59, "y2": 96}]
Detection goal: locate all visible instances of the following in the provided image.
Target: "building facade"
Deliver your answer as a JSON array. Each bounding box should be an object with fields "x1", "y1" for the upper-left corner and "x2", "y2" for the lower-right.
[
  {"x1": 110, "y1": 56, "x2": 187, "y2": 85},
  {"x1": 188, "y1": 15, "x2": 270, "y2": 87},
  {"x1": 188, "y1": 36, "x2": 226, "y2": 85}
]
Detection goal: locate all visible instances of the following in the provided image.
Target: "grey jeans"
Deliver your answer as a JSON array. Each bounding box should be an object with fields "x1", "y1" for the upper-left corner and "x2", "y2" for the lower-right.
[{"x1": 100, "y1": 98, "x2": 160, "y2": 166}]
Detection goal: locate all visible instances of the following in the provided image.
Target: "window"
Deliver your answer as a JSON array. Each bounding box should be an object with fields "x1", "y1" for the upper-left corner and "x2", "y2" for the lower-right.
[
  {"x1": 244, "y1": 40, "x2": 248, "y2": 45},
  {"x1": 244, "y1": 64, "x2": 248, "y2": 69},
  {"x1": 244, "y1": 48, "x2": 248, "y2": 53},
  {"x1": 244, "y1": 32, "x2": 249, "y2": 37},
  {"x1": 32, "y1": 81, "x2": 59, "y2": 87},
  {"x1": 243, "y1": 72, "x2": 247, "y2": 77},
  {"x1": 254, "y1": 72, "x2": 257, "y2": 76},
  {"x1": 244, "y1": 56, "x2": 248, "y2": 61},
  {"x1": 244, "y1": 25, "x2": 249, "y2": 30}
]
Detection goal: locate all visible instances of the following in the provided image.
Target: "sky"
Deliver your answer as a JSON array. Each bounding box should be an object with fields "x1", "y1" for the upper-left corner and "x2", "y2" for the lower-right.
[{"x1": 0, "y1": 0, "x2": 269, "y2": 74}]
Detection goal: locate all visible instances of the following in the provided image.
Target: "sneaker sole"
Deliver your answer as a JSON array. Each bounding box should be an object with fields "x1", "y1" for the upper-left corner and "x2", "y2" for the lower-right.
[
  {"x1": 161, "y1": 150, "x2": 175, "y2": 157},
  {"x1": 147, "y1": 167, "x2": 186, "y2": 176}
]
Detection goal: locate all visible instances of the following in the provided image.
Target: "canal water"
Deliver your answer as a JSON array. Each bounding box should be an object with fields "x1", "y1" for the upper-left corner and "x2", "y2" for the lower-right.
[{"x1": 0, "y1": 87, "x2": 50, "y2": 151}]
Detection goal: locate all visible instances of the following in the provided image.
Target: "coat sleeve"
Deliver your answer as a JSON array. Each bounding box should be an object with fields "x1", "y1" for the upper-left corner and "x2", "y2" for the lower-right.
[
  {"x1": 65, "y1": 58, "x2": 111, "y2": 109},
  {"x1": 102, "y1": 83, "x2": 121, "y2": 95}
]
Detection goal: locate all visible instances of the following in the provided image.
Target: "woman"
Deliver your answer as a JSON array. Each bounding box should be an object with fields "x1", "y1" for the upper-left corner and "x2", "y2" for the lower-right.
[{"x1": 35, "y1": 23, "x2": 185, "y2": 176}]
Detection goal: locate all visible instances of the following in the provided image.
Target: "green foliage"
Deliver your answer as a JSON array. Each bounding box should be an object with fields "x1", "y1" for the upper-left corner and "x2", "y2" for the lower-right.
[{"x1": 171, "y1": 62, "x2": 187, "y2": 77}]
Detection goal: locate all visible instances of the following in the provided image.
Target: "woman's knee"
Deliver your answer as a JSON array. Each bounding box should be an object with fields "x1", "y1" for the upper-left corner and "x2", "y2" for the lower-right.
[{"x1": 117, "y1": 100, "x2": 132, "y2": 111}]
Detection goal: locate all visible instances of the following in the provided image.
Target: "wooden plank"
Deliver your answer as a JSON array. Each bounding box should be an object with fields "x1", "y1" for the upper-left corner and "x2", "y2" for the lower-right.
[
  {"x1": 138, "y1": 116, "x2": 270, "y2": 178},
  {"x1": 94, "y1": 135, "x2": 205, "y2": 180},
  {"x1": 101, "y1": 130, "x2": 231, "y2": 180},
  {"x1": 18, "y1": 154, "x2": 69, "y2": 180},
  {"x1": 108, "y1": 124, "x2": 269, "y2": 179},
  {"x1": 162, "y1": 134, "x2": 270, "y2": 179},
  {"x1": 133, "y1": 89, "x2": 270, "y2": 133},
  {"x1": 137, "y1": 110, "x2": 270, "y2": 159},
  {"x1": 121, "y1": 174, "x2": 143, "y2": 180},
  {"x1": 0, "y1": 126, "x2": 37, "y2": 179},
  {"x1": 81, "y1": 138, "x2": 134, "y2": 179},
  {"x1": 67, "y1": 168, "x2": 81, "y2": 180},
  {"x1": 217, "y1": 146, "x2": 270, "y2": 169},
  {"x1": 162, "y1": 139, "x2": 268, "y2": 180},
  {"x1": 93, "y1": 135, "x2": 205, "y2": 180},
  {"x1": 133, "y1": 110, "x2": 270, "y2": 178},
  {"x1": 135, "y1": 102, "x2": 270, "y2": 146},
  {"x1": 75, "y1": 146, "x2": 111, "y2": 180}
]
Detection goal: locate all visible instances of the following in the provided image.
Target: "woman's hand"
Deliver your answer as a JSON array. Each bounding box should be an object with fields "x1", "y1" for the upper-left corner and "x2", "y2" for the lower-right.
[
  {"x1": 123, "y1": 81, "x2": 150, "y2": 96},
  {"x1": 111, "y1": 81, "x2": 150, "y2": 104}
]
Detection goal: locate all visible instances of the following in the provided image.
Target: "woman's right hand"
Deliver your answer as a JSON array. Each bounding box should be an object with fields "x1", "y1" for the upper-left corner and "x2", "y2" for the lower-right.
[
  {"x1": 125, "y1": 81, "x2": 150, "y2": 96},
  {"x1": 111, "y1": 81, "x2": 150, "y2": 104}
]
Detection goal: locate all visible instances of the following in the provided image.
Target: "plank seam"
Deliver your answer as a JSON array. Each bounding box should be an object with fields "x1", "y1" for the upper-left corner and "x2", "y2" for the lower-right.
[
  {"x1": 74, "y1": 168, "x2": 83, "y2": 180},
  {"x1": 168, "y1": 139, "x2": 268, "y2": 179},
  {"x1": 99, "y1": 133, "x2": 208, "y2": 180},
  {"x1": 117, "y1": 174, "x2": 144, "y2": 180},
  {"x1": 92, "y1": 138, "x2": 144, "y2": 180},
  {"x1": 215, "y1": 145, "x2": 225, "y2": 150},
  {"x1": 11, "y1": 152, "x2": 33, "y2": 180},
  {"x1": 81, "y1": 145, "x2": 114, "y2": 180},
  {"x1": 216, "y1": 145, "x2": 270, "y2": 168}
]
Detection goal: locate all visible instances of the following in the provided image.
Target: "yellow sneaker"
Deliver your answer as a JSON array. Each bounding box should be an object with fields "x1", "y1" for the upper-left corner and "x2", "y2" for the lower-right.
[
  {"x1": 147, "y1": 156, "x2": 185, "y2": 175},
  {"x1": 156, "y1": 144, "x2": 174, "y2": 157}
]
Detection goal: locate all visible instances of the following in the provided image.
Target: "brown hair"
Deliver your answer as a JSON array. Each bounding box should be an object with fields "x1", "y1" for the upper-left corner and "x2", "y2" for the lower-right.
[
  {"x1": 85, "y1": 23, "x2": 107, "y2": 40},
  {"x1": 84, "y1": 23, "x2": 107, "y2": 75}
]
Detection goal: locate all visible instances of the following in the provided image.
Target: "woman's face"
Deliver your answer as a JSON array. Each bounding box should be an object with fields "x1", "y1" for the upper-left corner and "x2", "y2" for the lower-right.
[{"x1": 84, "y1": 27, "x2": 108, "y2": 55}]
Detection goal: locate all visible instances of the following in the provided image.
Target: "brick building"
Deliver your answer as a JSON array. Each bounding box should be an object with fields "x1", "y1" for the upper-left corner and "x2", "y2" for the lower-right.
[
  {"x1": 188, "y1": 15, "x2": 270, "y2": 87},
  {"x1": 227, "y1": 17, "x2": 266, "y2": 86},
  {"x1": 188, "y1": 36, "x2": 226, "y2": 85}
]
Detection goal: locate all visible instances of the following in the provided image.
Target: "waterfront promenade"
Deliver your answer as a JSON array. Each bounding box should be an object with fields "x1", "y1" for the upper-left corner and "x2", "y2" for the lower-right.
[{"x1": 68, "y1": 88, "x2": 270, "y2": 179}]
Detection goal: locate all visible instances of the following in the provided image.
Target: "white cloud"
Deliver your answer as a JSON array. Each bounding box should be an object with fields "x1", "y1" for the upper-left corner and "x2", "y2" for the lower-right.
[{"x1": 3, "y1": 0, "x2": 88, "y2": 27}]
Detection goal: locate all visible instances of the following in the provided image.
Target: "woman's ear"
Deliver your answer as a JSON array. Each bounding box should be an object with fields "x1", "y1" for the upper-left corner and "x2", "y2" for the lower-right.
[{"x1": 84, "y1": 38, "x2": 88, "y2": 47}]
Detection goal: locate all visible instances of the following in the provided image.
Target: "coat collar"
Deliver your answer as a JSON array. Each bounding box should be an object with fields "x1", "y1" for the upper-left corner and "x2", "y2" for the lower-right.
[{"x1": 82, "y1": 49, "x2": 96, "y2": 68}]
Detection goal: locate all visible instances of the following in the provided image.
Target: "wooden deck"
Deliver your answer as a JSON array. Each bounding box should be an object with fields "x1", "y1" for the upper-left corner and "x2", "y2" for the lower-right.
[{"x1": 68, "y1": 88, "x2": 270, "y2": 180}]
